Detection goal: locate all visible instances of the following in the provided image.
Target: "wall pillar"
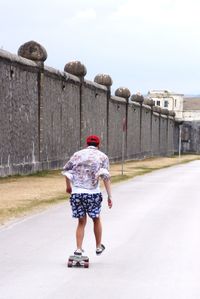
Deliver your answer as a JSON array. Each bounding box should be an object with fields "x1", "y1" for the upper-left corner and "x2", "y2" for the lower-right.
[
  {"x1": 94, "y1": 74, "x2": 113, "y2": 154},
  {"x1": 18, "y1": 40, "x2": 47, "y2": 163},
  {"x1": 64, "y1": 61, "x2": 87, "y2": 148}
]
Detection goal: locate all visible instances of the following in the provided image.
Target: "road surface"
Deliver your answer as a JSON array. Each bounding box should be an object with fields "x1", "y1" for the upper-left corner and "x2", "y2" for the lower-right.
[{"x1": 1, "y1": 160, "x2": 200, "y2": 299}]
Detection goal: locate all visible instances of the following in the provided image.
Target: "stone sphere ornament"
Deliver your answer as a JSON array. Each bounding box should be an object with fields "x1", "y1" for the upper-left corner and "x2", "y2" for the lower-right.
[
  {"x1": 94, "y1": 74, "x2": 113, "y2": 87},
  {"x1": 115, "y1": 87, "x2": 131, "y2": 99},
  {"x1": 153, "y1": 106, "x2": 162, "y2": 113},
  {"x1": 169, "y1": 110, "x2": 176, "y2": 117},
  {"x1": 18, "y1": 41, "x2": 47, "y2": 62},
  {"x1": 64, "y1": 61, "x2": 87, "y2": 78},
  {"x1": 161, "y1": 108, "x2": 169, "y2": 115},
  {"x1": 131, "y1": 94, "x2": 144, "y2": 104},
  {"x1": 143, "y1": 98, "x2": 154, "y2": 107}
]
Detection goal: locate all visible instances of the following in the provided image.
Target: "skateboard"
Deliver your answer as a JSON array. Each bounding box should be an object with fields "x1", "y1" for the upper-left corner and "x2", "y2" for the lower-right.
[{"x1": 67, "y1": 255, "x2": 89, "y2": 268}]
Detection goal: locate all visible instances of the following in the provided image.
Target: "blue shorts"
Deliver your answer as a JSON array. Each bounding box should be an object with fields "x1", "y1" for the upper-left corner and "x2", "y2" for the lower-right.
[{"x1": 70, "y1": 193, "x2": 103, "y2": 219}]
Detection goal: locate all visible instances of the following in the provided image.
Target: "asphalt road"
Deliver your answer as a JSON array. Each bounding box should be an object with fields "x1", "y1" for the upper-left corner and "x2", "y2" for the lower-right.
[{"x1": 1, "y1": 160, "x2": 200, "y2": 299}]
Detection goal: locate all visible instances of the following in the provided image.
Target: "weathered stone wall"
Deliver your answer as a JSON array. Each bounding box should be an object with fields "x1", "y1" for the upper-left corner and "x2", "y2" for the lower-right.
[
  {"x1": 80, "y1": 80, "x2": 108, "y2": 153},
  {"x1": 174, "y1": 122, "x2": 180, "y2": 153},
  {"x1": 160, "y1": 116, "x2": 168, "y2": 155},
  {"x1": 177, "y1": 121, "x2": 200, "y2": 154},
  {"x1": 151, "y1": 113, "x2": 160, "y2": 156},
  {"x1": 0, "y1": 54, "x2": 39, "y2": 176},
  {"x1": 0, "y1": 43, "x2": 176, "y2": 177},
  {"x1": 141, "y1": 105, "x2": 152, "y2": 157},
  {"x1": 40, "y1": 67, "x2": 81, "y2": 169},
  {"x1": 108, "y1": 96, "x2": 126, "y2": 160},
  {"x1": 168, "y1": 118, "x2": 175, "y2": 155},
  {"x1": 127, "y1": 102, "x2": 141, "y2": 159}
]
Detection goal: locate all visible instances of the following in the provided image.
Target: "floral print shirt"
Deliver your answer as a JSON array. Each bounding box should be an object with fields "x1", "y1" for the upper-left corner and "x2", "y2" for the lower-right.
[{"x1": 62, "y1": 146, "x2": 110, "y2": 191}]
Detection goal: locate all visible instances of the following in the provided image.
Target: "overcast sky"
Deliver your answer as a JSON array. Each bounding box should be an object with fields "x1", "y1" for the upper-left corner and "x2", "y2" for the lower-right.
[{"x1": 1, "y1": 0, "x2": 200, "y2": 95}]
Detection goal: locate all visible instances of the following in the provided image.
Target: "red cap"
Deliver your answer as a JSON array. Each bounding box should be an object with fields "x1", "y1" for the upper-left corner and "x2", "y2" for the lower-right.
[{"x1": 86, "y1": 135, "x2": 100, "y2": 145}]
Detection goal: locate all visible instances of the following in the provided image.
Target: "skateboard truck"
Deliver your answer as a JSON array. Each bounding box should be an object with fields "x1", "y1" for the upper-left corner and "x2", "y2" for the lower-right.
[{"x1": 67, "y1": 255, "x2": 89, "y2": 268}]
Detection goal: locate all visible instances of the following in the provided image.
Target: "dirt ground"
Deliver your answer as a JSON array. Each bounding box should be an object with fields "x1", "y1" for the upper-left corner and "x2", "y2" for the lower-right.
[{"x1": 1, "y1": 155, "x2": 200, "y2": 225}]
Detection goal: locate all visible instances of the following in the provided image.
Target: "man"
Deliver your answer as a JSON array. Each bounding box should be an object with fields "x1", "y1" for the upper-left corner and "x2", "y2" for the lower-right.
[{"x1": 62, "y1": 135, "x2": 112, "y2": 256}]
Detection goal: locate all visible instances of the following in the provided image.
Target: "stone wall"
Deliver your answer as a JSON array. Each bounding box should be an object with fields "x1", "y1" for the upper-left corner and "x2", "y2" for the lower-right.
[
  {"x1": 108, "y1": 96, "x2": 127, "y2": 160},
  {"x1": 160, "y1": 116, "x2": 168, "y2": 155},
  {"x1": 127, "y1": 102, "x2": 141, "y2": 159},
  {"x1": 175, "y1": 121, "x2": 200, "y2": 154},
  {"x1": 0, "y1": 41, "x2": 176, "y2": 177},
  {"x1": 168, "y1": 118, "x2": 175, "y2": 155},
  {"x1": 151, "y1": 112, "x2": 160, "y2": 156},
  {"x1": 80, "y1": 80, "x2": 108, "y2": 152},
  {"x1": 141, "y1": 105, "x2": 152, "y2": 157}
]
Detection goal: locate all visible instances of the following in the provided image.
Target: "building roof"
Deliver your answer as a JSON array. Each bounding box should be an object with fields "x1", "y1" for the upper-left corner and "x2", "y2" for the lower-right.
[
  {"x1": 183, "y1": 97, "x2": 200, "y2": 110},
  {"x1": 148, "y1": 90, "x2": 184, "y2": 97}
]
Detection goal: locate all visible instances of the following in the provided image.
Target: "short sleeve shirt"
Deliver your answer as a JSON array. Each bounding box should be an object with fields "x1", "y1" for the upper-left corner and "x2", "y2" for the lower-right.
[{"x1": 62, "y1": 146, "x2": 110, "y2": 193}]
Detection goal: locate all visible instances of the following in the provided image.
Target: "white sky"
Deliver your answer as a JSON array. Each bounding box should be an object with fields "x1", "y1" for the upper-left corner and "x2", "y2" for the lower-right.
[{"x1": 1, "y1": 0, "x2": 200, "y2": 95}]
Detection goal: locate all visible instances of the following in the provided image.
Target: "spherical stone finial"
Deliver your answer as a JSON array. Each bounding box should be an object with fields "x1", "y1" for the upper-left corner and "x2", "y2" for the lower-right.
[
  {"x1": 161, "y1": 108, "x2": 169, "y2": 115},
  {"x1": 153, "y1": 106, "x2": 162, "y2": 113},
  {"x1": 94, "y1": 74, "x2": 113, "y2": 87},
  {"x1": 169, "y1": 110, "x2": 176, "y2": 117},
  {"x1": 115, "y1": 87, "x2": 131, "y2": 99},
  {"x1": 143, "y1": 98, "x2": 154, "y2": 107},
  {"x1": 18, "y1": 41, "x2": 47, "y2": 62},
  {"x1": 131, "y1": 94, "x2": 144, "y2": 104},
  {"x1": 64, "y1": 61, "x2": 87, "y2": 78}
]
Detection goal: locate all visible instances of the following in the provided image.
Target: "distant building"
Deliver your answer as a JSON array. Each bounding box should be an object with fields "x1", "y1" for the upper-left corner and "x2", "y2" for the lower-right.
[
  {"x1": 147, "y1": 90, "x2": 184, "y2": 119},
  {"x1": 148, "y1": 90, "x2": 200, "y2": 121},
  {"x1": 148, "y1": 90, "x2": 200, "y2": 153},
  {"x1": 182, "y1": 96, "x2": 200, "y2": 121}
]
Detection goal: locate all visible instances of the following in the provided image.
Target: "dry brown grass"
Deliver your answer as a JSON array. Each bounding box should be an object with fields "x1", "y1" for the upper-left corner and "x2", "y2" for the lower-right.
[{"x1": 1, "y1": 154, "x2": 200, "y2": 225}]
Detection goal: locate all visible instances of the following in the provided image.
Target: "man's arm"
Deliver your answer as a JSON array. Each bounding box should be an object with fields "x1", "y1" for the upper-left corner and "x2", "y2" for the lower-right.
[
  {"x1": 65, "y1": 176, "x2": 72, "y2": 194},
  {"x1": 103, "y1": 179, "x2": 113, "y2": 209},
  {"x1": 62, "y1": 154, "x2": 76, "y2": 194}
]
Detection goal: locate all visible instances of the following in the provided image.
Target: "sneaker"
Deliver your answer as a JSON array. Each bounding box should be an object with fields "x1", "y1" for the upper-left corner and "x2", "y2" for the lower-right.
[
  {"x1": 96, "y1": 244, "x2": 105, "y2": 255},
  {"x1": 74, "y1": 249, "x2": 84, "y2": 256}
]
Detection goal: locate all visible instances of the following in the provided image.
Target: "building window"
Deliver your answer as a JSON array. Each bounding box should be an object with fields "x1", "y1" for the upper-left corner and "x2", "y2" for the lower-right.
[
  {"x1": 175, "y1": 99, "x2": 177, "y2": 107},
  {"x1": 157, "y1": 100, "x2": 160, "y2": 106},
  {"x1": 164, "y1": 100, "x2": 168, "y2": 108}
]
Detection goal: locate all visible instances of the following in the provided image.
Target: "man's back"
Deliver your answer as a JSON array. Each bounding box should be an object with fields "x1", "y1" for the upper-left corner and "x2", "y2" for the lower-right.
[{"x1": 63, "y1": 146, "x2": 109, "y2": 190}]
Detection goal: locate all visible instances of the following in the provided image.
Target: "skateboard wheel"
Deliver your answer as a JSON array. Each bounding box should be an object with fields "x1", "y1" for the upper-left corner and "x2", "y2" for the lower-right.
[
  {"x1": 68, "y1": 261, "x2": 73, "y2": 268},
  {"x1": 84, "y1": 262, "x2": 89, "y2": 268}
]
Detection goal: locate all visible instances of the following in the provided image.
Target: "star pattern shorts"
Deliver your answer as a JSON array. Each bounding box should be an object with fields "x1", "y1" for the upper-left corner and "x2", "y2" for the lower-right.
[{"x1": 70, "y1": 193, "x2": 103, "y2": 219}]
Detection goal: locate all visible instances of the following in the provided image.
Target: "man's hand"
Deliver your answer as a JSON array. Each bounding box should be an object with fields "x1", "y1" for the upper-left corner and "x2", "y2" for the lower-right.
[
  {"x1": 66, "y1": 186, "x2": 72, "y2": 194},
  {"x1": 108, "y1": 198, "x2": 113, "y2": 209},
  {"x1": 65, "y1": 177, "x2": 72, "y2": 194}
]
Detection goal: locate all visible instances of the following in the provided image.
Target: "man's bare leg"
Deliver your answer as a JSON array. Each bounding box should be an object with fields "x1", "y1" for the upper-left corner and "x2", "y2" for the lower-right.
[
  {"x1": 93, "y1": 217, "x2": 102, "y2": 248},
  {"x1": 76, "y1": 215, "x2": 87, "y2": 250}
]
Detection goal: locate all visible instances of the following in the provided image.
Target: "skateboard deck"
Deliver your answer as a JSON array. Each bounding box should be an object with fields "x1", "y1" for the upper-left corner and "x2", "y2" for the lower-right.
[{"x1": 67, "y1": 255, "x2": 89, "y2": 268}]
